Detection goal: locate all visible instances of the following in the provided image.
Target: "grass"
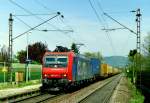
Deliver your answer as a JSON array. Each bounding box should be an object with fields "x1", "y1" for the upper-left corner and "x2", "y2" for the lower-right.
[{"x1": 128, "y1": 78, "x2": 144, "y2": 103}]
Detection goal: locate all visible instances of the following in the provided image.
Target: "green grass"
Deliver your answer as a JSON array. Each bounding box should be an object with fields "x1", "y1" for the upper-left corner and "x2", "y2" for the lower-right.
[{"x1": 128, "y1": 78, "x2": 144, "y2": 103}]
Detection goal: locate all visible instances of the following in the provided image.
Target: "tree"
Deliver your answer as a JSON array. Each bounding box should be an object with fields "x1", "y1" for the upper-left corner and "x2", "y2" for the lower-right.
[
  {"x1": 71, "y1": 43, "x2": 79, "y2": 54},
  {"x1": 28, "y1": 42, "x2": 48, "y2": 63},
  {"x1": 16, "y1": 50, "x2": 26, "y2": 63},
  {"x1": 143, "y1": 33, "x2": 150, "y2": 70},
  {"x1": 0, "y1": 45, "x2": 9, "y2": 62},
  {"x1": 53, "y1": 46, "x2": 70, "y2": 52},
  {"x1": 17, "y1": 42, "x2": 48, "y2": 64},
  {"x1": 128, "y1": 49, "x2": 137, "y2": 63},
  {"x1": 84, "y1": 51, "x2": 104, "y2": 61}
]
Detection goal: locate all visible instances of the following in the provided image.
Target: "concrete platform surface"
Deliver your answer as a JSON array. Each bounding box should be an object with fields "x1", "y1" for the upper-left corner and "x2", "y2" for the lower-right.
[
  {"x1": 109, "y1": 75, "x2": 131, "y2": 103},
  {"x1": 0, "y1": 84, "x2": 41, "y2": 99}
]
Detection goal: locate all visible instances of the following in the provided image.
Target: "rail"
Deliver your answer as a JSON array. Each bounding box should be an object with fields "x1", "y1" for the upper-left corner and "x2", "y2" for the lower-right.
[
  {"x1": 0, "y1": 88, "x2": 40, "y2": 103},
  {"x1": 79, "y1": 74, "x2": 122, "y2": 103}
]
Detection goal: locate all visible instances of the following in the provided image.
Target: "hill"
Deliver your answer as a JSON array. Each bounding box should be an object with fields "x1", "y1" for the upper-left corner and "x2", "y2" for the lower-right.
[{"x1": 104, "y1": 56, "x2": 129, "y2": 68}]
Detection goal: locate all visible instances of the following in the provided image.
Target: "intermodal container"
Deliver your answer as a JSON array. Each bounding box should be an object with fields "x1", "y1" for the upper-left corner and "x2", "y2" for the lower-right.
[
  {"x1": 90, "y1": 58, "x2": 101, "y2": 77},
  {"x1": 108, "y1": 65, "x2": 113, "y2": 75},
  {"x1": 72, "y1": 55, "x2": 92, "y2": 81},
  {"x1": 101, "y1": 64, "x2": 109, "y2": 77}
]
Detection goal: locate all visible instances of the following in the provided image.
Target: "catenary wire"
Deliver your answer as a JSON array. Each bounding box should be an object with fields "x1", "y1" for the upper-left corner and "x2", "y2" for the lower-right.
[
  {"x1": 9, "y1": 0, "x2": 68, "y2": 34},
  {"x1": 88, "y1": 0, "x2": 116, "y2": 55}
]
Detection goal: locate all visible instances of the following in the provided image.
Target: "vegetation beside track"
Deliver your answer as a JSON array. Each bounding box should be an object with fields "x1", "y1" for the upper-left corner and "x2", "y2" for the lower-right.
[{"x1": 128, "y1": 78, "x2": 144, "y2": 103}]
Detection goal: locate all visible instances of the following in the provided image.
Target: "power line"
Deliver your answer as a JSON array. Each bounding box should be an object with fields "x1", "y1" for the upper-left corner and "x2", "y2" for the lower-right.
[
  {"x1": 9, "y1": 0, "x2": 68, "y2": 34},
  {"x1": 33, "y1": 0, "x2": 75, "y2": 41},
  {"x1": 34, "y1": 0, "x2": 55, "y2": 12},
  {"x1": 33, "y1": 0, "x2": 74, "y2": 35},
  {"x1": 96, "y1": 0, "x2": 109, "y2": 28},
  {"x1": 14, "y1": 15, "x2": 73, "y2": 33},
  {"x1": 88, "y1": 0, "x2": 103, "y2": 26},
  {"x1": 58, "y1": 16, "x2": 74, "y2": 31},
  {"x1": 103, "y1": 12, "x2": 137, "y2": 35},
  {"x1": 13, "y1": 15, "x2": 33, "y2": 29},
  {"x1": 33, "y1": 0, "x2": 90, "y2": 50},
  {"x1": 88, "y1": 0, "x2": 116, "y2": 55},
  {"x1": 13, "y1": 12, "x2": 61, "y2": 40},
  {"x1": 96, "y1": 0, "x2": 116, "y2": 55},
  {"x1": 34, "y1": 0, "x2": 74, "y2": 32},
  {"x1": 14, "y1": 13, "x2": 57, "y2": 16}
]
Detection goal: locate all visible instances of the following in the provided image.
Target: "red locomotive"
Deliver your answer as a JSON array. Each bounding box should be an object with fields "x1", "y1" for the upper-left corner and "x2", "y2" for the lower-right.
[{"x1": 41, "y1": 51, "x2": 98, "y2": 91}]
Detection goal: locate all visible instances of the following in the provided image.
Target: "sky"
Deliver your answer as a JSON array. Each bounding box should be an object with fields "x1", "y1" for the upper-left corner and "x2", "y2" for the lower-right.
[{"x1": 0, "y1": 0, "x2": 150, "y2": 57}]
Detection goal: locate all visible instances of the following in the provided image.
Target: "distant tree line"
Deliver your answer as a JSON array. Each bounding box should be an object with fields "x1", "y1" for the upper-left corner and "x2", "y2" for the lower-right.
[
  {"x1": 16, "y1": 42, "x2": 80, "y2": 64},
  {"x1": 16, "y1": 42, "x2": 104, "y2": 64},
  {"x1": 0, "y1": 42, "x2": 103, "y2": 64}
]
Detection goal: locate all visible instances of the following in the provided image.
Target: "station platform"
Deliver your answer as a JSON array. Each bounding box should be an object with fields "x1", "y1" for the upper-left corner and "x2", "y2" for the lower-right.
[
  {"x1": 0, "y1": 84, "x2": 41, "y2": 99},
  {"x1": 109, "y1": 75, "x2": 131, "y2": 103}
]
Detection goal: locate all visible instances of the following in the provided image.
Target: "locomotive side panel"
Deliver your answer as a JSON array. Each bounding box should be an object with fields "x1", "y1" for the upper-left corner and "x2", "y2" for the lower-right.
[{"x1": 72, "y1": 56, "x2": 92, "y2": 81}]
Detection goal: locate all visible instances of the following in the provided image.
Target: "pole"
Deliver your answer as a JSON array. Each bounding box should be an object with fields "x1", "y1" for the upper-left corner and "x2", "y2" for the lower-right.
[
  {"x1": 26, "y1": 32, "x2": 31, "y2": 82},
  {"x1": 26, "y1": 32, "x2": 29, "y2": 82},
  {"x1": 8, "y1": 13, "x2": 13, "y2": 82},
  {"x1": 4, "y1": 62, "x2": 6, "y2": 83},
  {"x1": 135, "y1": 9, "x2": 141, "y2": 87},
  {"x1": 27, "y1": 33, "x2": 29, "y2": 61}
]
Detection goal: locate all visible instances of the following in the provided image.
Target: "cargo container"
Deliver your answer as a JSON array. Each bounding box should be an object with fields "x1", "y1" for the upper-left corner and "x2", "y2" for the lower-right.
[
  {"x1": 113, "y1": 68, "x2": 118, "y2": 74},
  {"x1": 72, "y1": 55, "x2": 93, "y2": 81},
  {"x1": 101, "y1": 64, "x2": 109, "y2": 77},
  {"x1": 90, "y1": 58, "x2": 101, "y2": 78},
  {"x1": 108, "y1": 65, "x2": 113, "y2": 76}
]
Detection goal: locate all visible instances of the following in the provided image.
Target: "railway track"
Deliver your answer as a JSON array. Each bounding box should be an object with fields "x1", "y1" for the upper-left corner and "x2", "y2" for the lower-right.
[
  {"x1": 79, "y1": 74, "x2": 121, "y2": 103},
  {"x1": 0, "y1": 89, "x2": 41, "y2": 103},
  {"x1": 1, "y1": 74, "x2": 121, "y2": 103},
  {"x1": 13, "y1": 93, "x2": 61, "y2": 103},
  {"x1": 41, "y1": 74, "x2": 122, "y2": 103}
]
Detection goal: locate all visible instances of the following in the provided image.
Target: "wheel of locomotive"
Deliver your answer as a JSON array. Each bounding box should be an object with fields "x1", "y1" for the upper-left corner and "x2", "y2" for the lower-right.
[{"x1": 40, "y1": 86, "x2": 46, "y2": 94}]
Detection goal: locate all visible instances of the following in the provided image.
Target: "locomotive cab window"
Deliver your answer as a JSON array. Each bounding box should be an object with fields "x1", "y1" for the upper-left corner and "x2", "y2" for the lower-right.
[
  {"x1": 57, "y1": 58, "x2": 67, "y2": 63},
  {"x1": 44, "y1": 55, "x2": 68, "y2": 68},
  {"x1": 46, "y1": 58, "x2": 55, "y2": 62}
]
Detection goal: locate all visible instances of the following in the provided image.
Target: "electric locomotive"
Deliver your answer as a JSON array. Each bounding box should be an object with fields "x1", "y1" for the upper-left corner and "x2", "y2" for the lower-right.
[{"x1": 41, "y1": 51, "x2": 98, "y2": 91}]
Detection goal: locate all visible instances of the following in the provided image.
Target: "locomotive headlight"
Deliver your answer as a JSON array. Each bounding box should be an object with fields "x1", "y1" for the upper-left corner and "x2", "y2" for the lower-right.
[
  {"x1": 44, "y1": 74, "x2": 48, "y2": 77},
  {"x1": 63, "y1": 74, "x2": 67, "y2": 77}
]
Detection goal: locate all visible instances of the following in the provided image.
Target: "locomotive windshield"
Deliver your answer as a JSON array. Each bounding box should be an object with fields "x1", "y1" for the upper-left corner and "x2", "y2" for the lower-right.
[{"x1": 44, "y1": 55, "x2": 68, "y2": 68}]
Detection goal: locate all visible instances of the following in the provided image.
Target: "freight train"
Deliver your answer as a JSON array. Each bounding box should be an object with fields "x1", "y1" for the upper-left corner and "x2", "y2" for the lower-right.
[{"x1": 41, "y1": 51, "x2": 120, "y2": 91}]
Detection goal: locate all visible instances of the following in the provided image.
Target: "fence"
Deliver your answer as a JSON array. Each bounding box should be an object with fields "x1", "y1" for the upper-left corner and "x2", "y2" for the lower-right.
[{"x1": 0, "y1": 62, "x2": 42, "y2": 83}]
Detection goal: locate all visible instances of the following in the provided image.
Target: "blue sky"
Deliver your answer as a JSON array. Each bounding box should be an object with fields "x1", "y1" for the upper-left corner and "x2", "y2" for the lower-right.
[{"x1": 0, "y1": 0, "x2": 150, "y2": 56}]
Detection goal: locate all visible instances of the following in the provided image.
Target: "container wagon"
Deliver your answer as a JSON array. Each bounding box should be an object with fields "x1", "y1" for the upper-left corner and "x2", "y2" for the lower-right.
[
  {"x1": 90, "y1": 58, "x2": 101, "y2": 80},
  {"x1": 101, "y1": 64, "x2": 109, "y2": 77}
]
